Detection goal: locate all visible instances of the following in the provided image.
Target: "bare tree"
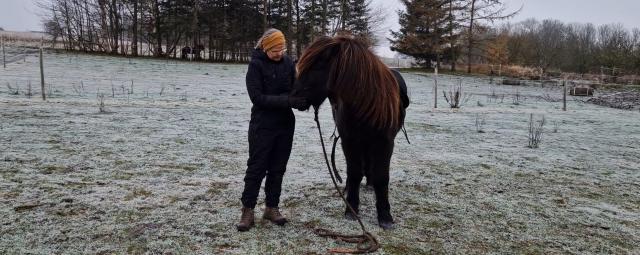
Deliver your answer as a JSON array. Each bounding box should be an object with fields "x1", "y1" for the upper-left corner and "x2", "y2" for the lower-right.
[
  {"x1": 565, "y1": 23, "x2": 597, "y2": 74},
  {"x1": 462, "y1": 0, "x2": 520, "y2": 73},
  {"x1": 534, "y1": 19, "x2": 566, "y2": 74},
  {"x1": 128, "y1": 0, "x2": 139, "y2": 56}
]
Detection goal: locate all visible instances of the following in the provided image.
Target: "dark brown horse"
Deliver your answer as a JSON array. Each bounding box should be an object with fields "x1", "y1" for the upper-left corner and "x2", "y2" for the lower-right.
[{"x1": 292, "y1": 36, "x2": 409, "y2": 229}]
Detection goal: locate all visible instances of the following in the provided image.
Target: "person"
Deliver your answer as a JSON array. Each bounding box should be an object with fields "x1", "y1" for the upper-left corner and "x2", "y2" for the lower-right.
[{"x1": 237, "y1": 28, "x2": 307, "y2": 232}]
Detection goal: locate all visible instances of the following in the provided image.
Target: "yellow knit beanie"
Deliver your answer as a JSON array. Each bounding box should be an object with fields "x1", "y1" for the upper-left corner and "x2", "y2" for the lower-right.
[{"x1": 259, "y1": 29, "x2": 286, "y2": 52}]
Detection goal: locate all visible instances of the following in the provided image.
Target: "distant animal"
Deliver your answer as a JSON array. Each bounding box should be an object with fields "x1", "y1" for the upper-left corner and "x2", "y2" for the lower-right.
[
  {"x1": 181, "y1": 44, "x2": 205, "y2": 60},
  {"x1": 291, "y1": 36, "x2": 410, "y2": 230}
]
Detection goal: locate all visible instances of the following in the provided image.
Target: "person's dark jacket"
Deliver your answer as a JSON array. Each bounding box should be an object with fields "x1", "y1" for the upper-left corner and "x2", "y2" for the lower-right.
[{"x1": 246, "y1": 49, "x2": 296, "y2": 129}]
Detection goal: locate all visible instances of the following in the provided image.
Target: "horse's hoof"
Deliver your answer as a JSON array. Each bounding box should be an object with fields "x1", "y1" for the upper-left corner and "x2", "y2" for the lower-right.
[
  {"x1": 344, "y1": 211, "x2": 358, "y2": 221},
  {"x1": 378, "y1": 221, "x2": 395, "y2": 230}
]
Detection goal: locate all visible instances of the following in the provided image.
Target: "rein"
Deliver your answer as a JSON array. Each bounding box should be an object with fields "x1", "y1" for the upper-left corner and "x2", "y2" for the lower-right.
[{"x1": 312, "y1": 106, "x2": 380, "y2": 254}]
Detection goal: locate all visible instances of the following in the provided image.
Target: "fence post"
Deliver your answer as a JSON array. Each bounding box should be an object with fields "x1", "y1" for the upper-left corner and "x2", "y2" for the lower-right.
[
  {"x1": 562, "y1": 80, "x2": 567, "y2": 111},
  {"x1": 434, "y1": 65, "x2": 438, "y2": 109},
  {"x1": 40, "y1": 47, "x2": 46, "y2": 101},
  {"x1": 539, "y1": 67, "x2": 543, "y2": 81},
  {"x1": 2, "y1": 36, "x2": 5, "y2": 69}
]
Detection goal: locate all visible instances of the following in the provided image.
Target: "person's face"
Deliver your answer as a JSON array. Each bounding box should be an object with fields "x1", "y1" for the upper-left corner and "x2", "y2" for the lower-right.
[{"x1": 266, "y1": 44, "x2": 286, "y2": 61}]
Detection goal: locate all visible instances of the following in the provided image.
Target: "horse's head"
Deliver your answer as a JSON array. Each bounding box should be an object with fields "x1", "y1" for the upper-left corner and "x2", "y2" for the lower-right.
[
  {"x1": 291, "y1": 37, "x2": 341, "y2": 111},
  {"x1": 293, "y1": 35, "x2": 402, "y2": 130},
  {"x1": 291, "y1": 65, "x2": 330, "y2": 111}
]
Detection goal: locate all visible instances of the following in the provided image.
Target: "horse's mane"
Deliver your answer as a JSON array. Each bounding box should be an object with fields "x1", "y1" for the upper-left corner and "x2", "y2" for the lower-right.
[{"x1": 297, "y1": 36, "x2": 401, "y2": 130}]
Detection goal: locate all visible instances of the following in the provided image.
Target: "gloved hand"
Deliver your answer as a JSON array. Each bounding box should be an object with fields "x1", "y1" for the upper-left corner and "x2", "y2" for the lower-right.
[{"x1": 288, "y1": 96, "x2": 308, "y2": 110}]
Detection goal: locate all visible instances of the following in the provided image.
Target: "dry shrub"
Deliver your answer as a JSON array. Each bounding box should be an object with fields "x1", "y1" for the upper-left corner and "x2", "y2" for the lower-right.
[
  {"x1": 443, "y1": 81, "x2": 472, "y2": 108},
  {"x1": 528, "y1": 114, "x2": 545, "y2": 148},
  {"x1": 97, "y1": 93, "x2": 106, "y2": 113},
  {"x1": 469, "y1": 64, "x2": 542, "y2": 80},
  {"x1": 475, "y1": 113, "x2": 486, "y2": 133},
  {"x1": 616, "y1": 75, "x2": 640, "y2": 85},
  {"x1": 501, "y1": 65, "x2": 541, "y2": 79}
]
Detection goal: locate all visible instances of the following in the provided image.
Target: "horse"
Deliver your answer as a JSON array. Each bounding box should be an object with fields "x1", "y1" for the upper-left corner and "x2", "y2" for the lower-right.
[
  {"x1": 181, "y1": 44, "x2": 205, "y2": 60},
  {"x1": 291, "y1": 36, "x2": 409, "y2": 230}
]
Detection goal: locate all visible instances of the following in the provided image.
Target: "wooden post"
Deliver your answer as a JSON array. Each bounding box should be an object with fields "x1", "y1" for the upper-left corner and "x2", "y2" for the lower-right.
[
  {"x1": 434, "y1": 65, "x2": 438, "y2": 108},
  {"x1": 40, "y1": 47, "x2": 46, "y2": 101},
  {"x1": 562, "y1": 80, "x2": 567, "y2": 111},
  {"x1": 490, "y1": 64, "x2": 493, "y2": 77},
  {"x1": 539, "y1": 67, "x2": 543, "y2": 82},
  {"x1": 2, "y1": 36, "x2": 5, "y2": 69}
]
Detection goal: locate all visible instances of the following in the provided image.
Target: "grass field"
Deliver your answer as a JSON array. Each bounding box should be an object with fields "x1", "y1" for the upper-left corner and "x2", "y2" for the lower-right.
[{"x1": 1, "y1": 49, "x2": 639, "y2": 254}]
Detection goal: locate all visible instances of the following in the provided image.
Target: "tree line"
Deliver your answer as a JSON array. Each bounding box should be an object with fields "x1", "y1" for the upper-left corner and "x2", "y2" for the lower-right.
[
  {"x1": 39, "y1": 0, "x2": 640, "y2": 75},
  {"x1": 390, "y1": 0, "x2": 640, "y2": 76},
  {"x1": 39, "y1": 0, "x2": 379, "y2": 61},
  {"x1": 492, "y1": 19, "x2": 640, "y2": 75},
  {"x1": 390, "y1": 0, "x2": 519, "y2": 72}
]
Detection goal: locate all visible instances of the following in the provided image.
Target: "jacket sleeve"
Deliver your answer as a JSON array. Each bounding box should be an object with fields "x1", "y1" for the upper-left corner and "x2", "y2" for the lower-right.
[{"x1": 246, "y1": 60, "x2": 290, "y2": 109}]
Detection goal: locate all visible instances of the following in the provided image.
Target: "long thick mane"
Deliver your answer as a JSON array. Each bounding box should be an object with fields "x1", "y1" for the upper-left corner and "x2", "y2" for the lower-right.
[{"x1": 297, "y1": 36, "x2": 401, "y2": 130}]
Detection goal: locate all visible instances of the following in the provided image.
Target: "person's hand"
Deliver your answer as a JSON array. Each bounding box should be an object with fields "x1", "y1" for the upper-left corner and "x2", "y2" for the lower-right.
[{"x1": 288, "y1": 96, "x2": 307, "y2": 110}]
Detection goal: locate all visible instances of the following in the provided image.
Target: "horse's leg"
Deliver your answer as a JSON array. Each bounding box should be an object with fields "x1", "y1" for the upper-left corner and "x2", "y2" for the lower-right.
[
  {"x1": 371, "y1": 141, "x2": 394, "y2": 230},
  {"x1": 342, "y1": 139, "x2": 363, "y2": 220},
  {"x1": 364, "y1": 163, "x2": 373, "y2": 189}
]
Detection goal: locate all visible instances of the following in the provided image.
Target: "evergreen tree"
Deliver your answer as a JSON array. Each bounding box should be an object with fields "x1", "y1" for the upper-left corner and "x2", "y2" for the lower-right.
[
  {"x1": 300, "y1": 0, "x2": 326, "y2": 39},
  {"x1": 345, "y1": 0, "x2": 373, "y2": 42},
  {"x1": 390, "y1": 0, "x2": 456, "y2": 67}
]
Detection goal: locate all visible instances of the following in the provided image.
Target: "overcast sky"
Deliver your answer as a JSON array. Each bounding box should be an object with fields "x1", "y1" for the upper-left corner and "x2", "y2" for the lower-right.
[
  {"x1": 369, "y1": 0, "x2": 640, "y2": 56},
  {"x1": 2, "y1": 0, "x2": 639, "y2": 56}
]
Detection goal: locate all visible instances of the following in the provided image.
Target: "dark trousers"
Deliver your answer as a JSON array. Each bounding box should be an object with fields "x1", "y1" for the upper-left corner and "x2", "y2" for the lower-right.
[{"x1": 241, "y1": 126, "x2": 294, "y2": 209}]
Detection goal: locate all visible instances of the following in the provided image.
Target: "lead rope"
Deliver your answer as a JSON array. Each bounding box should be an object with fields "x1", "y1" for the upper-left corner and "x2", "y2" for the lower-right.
[
  {"x1": 311, "y1": 107, "x2": 380, "y2": 254},
  {"x1": 331, "y1": 131, "x2": 343, "y2": 184},
  {"x1": 401, "y1": 125, "x2": 410, "y2": 144}
]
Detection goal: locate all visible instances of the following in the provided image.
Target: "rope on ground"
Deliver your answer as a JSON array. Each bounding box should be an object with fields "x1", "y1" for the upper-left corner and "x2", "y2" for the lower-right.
[
  {"x1": 313, "y1": 228, "x2": 379, "y2": 254},
  {"x1": 312, "y1": 106, "x2": 380, "y2": 254}
]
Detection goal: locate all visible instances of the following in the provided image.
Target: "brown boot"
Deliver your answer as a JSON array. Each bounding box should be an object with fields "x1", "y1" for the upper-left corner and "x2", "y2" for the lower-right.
[
  {"x1": 263, "y1": 207, "x2": 288, "y2": 226},
  {"x1": 236, "y1": 207, "x2": 255, "y2": 231}
]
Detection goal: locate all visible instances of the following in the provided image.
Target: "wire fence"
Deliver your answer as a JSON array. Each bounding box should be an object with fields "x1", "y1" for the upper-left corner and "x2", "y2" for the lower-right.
[
  {"x1": 379, "y1": 57, "x2": 415, "y2": 68},
  {"x1": 1, "y1": 31, "x2": 420, "y2": 69},
  {"x1": 3, "y1": 31, "x2": 638, "y2": 91}
]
